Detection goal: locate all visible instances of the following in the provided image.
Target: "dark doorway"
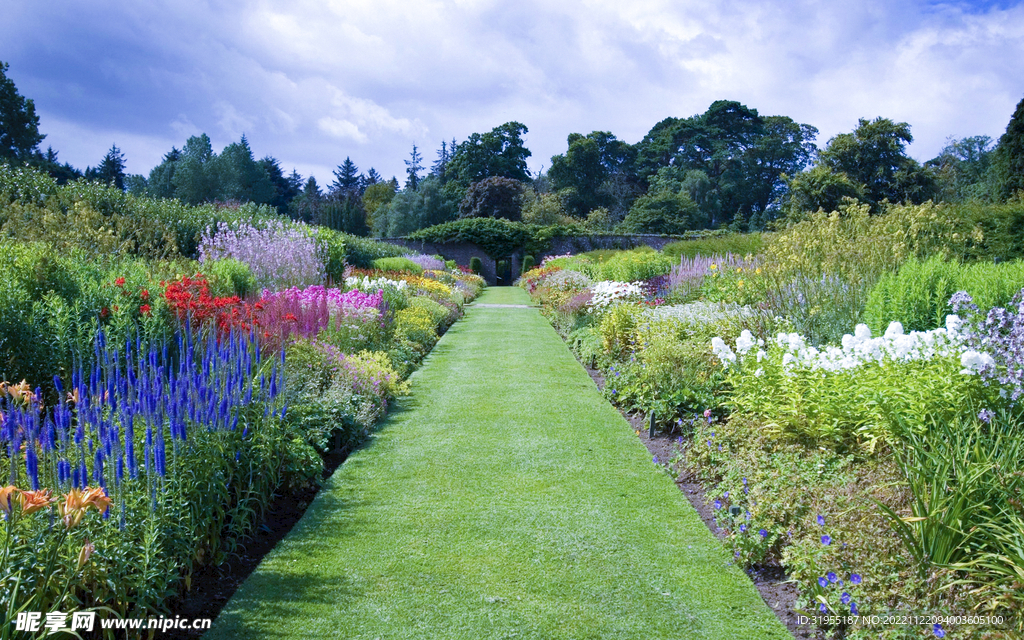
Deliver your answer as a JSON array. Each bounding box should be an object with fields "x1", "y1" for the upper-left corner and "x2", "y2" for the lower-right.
[{"x1": 495, "y1": 259, "x2": 512, "y2": 285}]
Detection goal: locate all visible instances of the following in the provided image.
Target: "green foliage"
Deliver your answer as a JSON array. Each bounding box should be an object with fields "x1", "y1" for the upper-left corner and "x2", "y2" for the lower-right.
[
  {"x1": 663, "y1": 232, "x2": 763, "y2": 259},
  {"x1": 469, "y1": 256, "x2": 482, "y2": 274},
  {"x1": 991, "y1": 95, "x2": 1024, "y2": 200},
  {"x1": 203, "y1": 257, "x2": 257, "y2": 298},
  {"x1": 521, "y1": 255, "x2": 535, "y2": 273},
  {"x1": 319, "y1": 191, "x2": 368, "y2": 236},
  {"x1": 598, "y1": 247, "x2": 672, "y2": 281},
  {"x1": 619, "y1": 188, "x2": 699, "y2": 234},
  {"x1": 780, "y1": 165, "x2": 865, "y2": 220},
  {"x1": 816, "y1": 117, "x2": 937, "y2": 207},
  {"x1": 864, "y1": 255, "x2": 1024, "y2": 333},
  {"x1": 444, "y1": 121, "x2": 532, "y2": 188},
  {"x1": 0, "y1": 61, "x2": 44, "y2": 162},
  {"x1": 331, "y1": 231, "x2": 407, "y2": 269},
  {"x1": 372, "y1": 256, "x2": 423, "y2": 273},
  {"x1": 374, "y1": 175, "x2": 458, "y2": 236},
  {"x1": 926, "y1": 135, "x2": 996, "y2": 203},
  {"x1": 458, "y1": 176, "x2": 526, "y2": 221},
  {"x1": 408, "y1": 217, "x2": 534, "y2": 259},
  {"x1": 395, "y1": 305, "x2": 438, "y2": 351}
]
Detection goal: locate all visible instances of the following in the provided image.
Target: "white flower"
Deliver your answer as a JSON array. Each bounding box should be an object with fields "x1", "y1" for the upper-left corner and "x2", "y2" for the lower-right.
[
  {"x1": 854, "y1": 324, "x2": 872, "y2": 341},
  {"x1": 945, "y1": 314, "x2": 963, "y2": 336},
  {"x1": 711, "y1": 337, "x2": 737, "y2": 366},
  {"x1": 884, "y1": 321, "x2": 904, "y2": 339},
  {"x1": 754, "y1": 368, "x2": 764, "y2": 377},
  {"x1": 756, "y1": 349, "x2": 766, "y2": 362},
  {"x1": 960, "y1": 350, "x2": 995, "y2": 375},
  {"x1": 736, "y1": 330, "x2": 755, "y2": 355}
]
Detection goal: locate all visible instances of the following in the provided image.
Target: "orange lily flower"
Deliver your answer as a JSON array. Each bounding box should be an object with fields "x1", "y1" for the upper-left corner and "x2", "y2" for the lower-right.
[
  {"x1": 20, "y1": 489, "x2": 55, "y2": 515},
  {"x1": 81, "y1": 487, "x2": 112, "y2": 514},
  {"x1": 59, "y1": 488, "x2": 88, "y2": 529}
]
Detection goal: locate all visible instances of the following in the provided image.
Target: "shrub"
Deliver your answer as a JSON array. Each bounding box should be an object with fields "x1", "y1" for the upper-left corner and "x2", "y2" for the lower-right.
[
  {"x1": 521, "y1": 255, "x2": 535, "y2": 273},
  {"x1": 469, "y1": 256, "x2": 482, "y2": 275},
  {"x1": 204, "y1": 257, "x2": 257, "y2": 298},
  {"x1": 334, "y1": 232, "x2": 408, "y2": 269},
  {"x1": 865, "y1": 255, "x2": 1024, "y2": 333},
  {"x1": 372, "y1": 256, "x2": 423, "y2": 274},
  {"x1": 395, "y1": 306, "x2": 437, "y2": 351},
  {"x1": 598, "y1": 248, "x2": 673, "y2": 282},
  {"x1": 662, "y1": 233, "x2": 764, "y2": 260}
]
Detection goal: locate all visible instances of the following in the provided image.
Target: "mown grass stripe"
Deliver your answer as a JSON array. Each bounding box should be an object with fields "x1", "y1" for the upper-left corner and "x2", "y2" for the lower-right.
[{"x1": 207, "y1": 287, "x2": 791, "y2": 640}]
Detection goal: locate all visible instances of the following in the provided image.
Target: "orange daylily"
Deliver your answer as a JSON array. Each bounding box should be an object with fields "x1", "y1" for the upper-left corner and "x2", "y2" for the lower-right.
[
  {"x1": 59, "y1": 487, "x2": 111, "y2": 529},
  {"x1": 0, "y1": 485, "x2": 20, "y2": 516},
  {"x1": 20, "y1": 489, "x2": 56, "y2": 515}
]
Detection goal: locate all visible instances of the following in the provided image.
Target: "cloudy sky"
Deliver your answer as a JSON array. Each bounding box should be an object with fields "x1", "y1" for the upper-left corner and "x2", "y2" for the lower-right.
[{"x1": 3, "y1": 0, "x2": 1023, "y2": 186}]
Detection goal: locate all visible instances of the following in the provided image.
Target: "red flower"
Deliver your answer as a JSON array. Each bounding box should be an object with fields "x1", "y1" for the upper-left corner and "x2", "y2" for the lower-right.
[
  {"x1": 139, "y1": 304, "x2": 152, "y2": 316},
  {"x1": 100, "y1": 307, "x2": 109, "y2": 318},
  {"x1": 114, "y1": 277, "x2": 125, "y2": 287},
  {"x1": 112, "y1": 305, "x2": 119, "y2": 312},
  {"x1": 140, "y1": 289, "x2": 150, "y2": 300}
]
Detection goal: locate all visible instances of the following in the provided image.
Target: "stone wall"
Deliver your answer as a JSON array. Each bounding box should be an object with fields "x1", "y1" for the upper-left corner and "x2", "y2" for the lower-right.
[{"x1": 380, "y1": 234, "x2": 682, "y2": 285}]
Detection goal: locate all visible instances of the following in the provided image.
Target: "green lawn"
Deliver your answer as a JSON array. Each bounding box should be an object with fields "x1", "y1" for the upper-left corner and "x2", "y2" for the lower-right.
[{"x1": 207, "y1": 287, "x2": 790, "y2": 639}]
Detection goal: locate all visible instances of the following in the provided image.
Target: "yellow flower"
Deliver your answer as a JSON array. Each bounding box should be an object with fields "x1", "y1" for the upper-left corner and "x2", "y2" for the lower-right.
[
  {"x1": 60, "y1": 487, "x2": 111, "y2": 529},
  {"x1": 709, "y1": 264, "x2": 717, "y2": 270},
  {"x1": 737, "y1": 280, "x2": 744, "y2": 288}
]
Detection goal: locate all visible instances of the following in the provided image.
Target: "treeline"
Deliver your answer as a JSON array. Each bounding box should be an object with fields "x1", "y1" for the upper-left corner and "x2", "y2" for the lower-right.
[{"x1": 3, "y1": 59, "x2": 1024, "y2": 238}]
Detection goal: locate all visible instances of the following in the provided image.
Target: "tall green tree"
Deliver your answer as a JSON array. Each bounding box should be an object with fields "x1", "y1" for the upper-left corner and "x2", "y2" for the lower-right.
[
  {"x1": 405, "y1": 145, "x2": 423, "y2": 191},
  {"x1": 289, "y1": 176, "x2": 322, "y2": 224},
  {"x1": 85, "y1": 144, "x2": 127, "y2": 190},
  {"x1": 445, "y1": 122, "x2": 531, "y2": 190},
  {"x1": 259, "y1": 156, "x2": 300, "y2": 214},
  {"x1": 548, "y1": 131, "x2": 638, "y2": 218},
  {"x1": 146, "y1": 147, "x2": 180, "y2": 199},
  {"x1": 458, "y1": 177, "x2": 526, "y2": 221},
  {"x1": 217, "y1": 136, "x2": 274, "y2": 204},
  {"x1": 331, "y1": 157, "x2": 360, "y2": 195},
  {"x1": 33, "y1": 146, "x2": 81, "y2": 184},
  {"x1": 990, "y1": 96, "x2": 1024, "y2": 200},
  {"x1": 818, "y1": 117, "x2": 936, "y2": 206},
  {"x1": 925, "y1": 135, "x2": 995, "y2": 202},
  {"x1": 172, "y1": 134, "x2": 221, "y2": 205},
  {"x1": 0, "y1": 61, "x2": 45, "y2": 162}
]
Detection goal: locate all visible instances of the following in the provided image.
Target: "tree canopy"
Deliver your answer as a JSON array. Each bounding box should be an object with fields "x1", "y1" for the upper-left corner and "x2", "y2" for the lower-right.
[{"x1": 0, "y1": 61, "x2": 44, "y2": 163}]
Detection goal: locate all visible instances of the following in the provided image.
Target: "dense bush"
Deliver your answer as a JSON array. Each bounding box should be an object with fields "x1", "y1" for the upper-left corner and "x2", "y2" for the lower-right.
[
  {"x1": 662, "y1": 232, "x2": 763, "y2": 259},
  {"x1": 372, "y1": 256, "x2": 424, "y2": 273},
  {"x1": 864, "y1": 254, "x2": 1024, "y2": 333}
]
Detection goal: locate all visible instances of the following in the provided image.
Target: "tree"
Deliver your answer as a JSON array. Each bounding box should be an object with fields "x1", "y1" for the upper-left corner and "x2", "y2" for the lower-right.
[
  {"x1": 172, "y1": 134, "x2": 221, "y2": 205},
  {"x1": 431, "y1": 140, "x2": 452, "y2": 180},
  {"x1": 331, "y1": 157, "x2": 360, "y2": 195},
  {"x1": 548, "y1": 131, "x2": 639, "y2": 218},
  {"x1": 363, "y1": 167, "x2": 381, "y2": 186},
  {"x1": 217, "y1": 136, "x2": 274, "y2": 204},
  {"x1": 445, "y1": 122, "x2": 531, "y2": 190},
  {"x1": 320, "y1": 190, "x2": 368, "y2": 236},
  {"x1": 257, "y1": 157, "x2": 300, "y2": 214},
  {"x1": 288, "y1": 176, "x2": 322, "y2": 224},
  {"x1": 780, "y1": 165, "x2": 865, "y2": 219},
  {"x1": 925, "y1": 135, "x2": 994, "y2": 202},
  {"x1": 634, "y1": 101, "x2": 816, "y2": 227},
  {"x1": 85, "y1": 144, "x2": 127, "y2": 190},
  {"x1": 33, "y1": 146, "x2": 81, "y2": 184},
  {"x1": 0, "y1": 61, "x2": 45, "y2": 162},
  {"x1": 147, "y1": 147, "x2": 181, "y2": 198},
  {"x1": 991, "y1": 96, "x2": 1024, "y2": 200},
  {"x1": 458, "y1": 177, "x2": 526, "y2": 221},
  {"x1": 363, "y1": 181, "x2": 396, "y2": 230},
  {"x1": 405, "y1": 145, "x2": 423, "y2": 191},
  {"x1": 818, "y1": 117, "x2": 935, "y2": 206},
  {"x1": 619, "y1": 190, "x2": 699, "y2": 234}
]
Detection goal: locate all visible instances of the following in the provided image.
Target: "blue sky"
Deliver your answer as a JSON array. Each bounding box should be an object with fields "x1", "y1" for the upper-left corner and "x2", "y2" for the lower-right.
[{"x1": 2, "y1": 0, "x2": 1022, "y2": 186}]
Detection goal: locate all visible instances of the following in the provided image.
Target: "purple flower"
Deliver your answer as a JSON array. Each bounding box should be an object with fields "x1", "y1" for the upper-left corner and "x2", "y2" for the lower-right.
[
  {"x1": 818, "y1": 576, "x2": 828, "y2": 588},
  {"x1": 850, "y1": 602, "x2": 858, "y2": 615},
  {"x1": 816, "y1": 514, "x2": 825, "y2": 526},
  {"x1": 841, "y1": 592, "x2": 851, "y2": 605},
  {"x1": 850, "y1": 573, "x2": 862, "y2": 584},
  {"x1": 739, "y1": 524, "x2": 747, "y2": 533},
  {"x1": 819, "y1": 603, "x2": 827, "y2": 613},
  {"x1": 758, "y1": 528, "x2": 768, "y2": 538},
  {"x1": 742, "y1": 477, "x2": 747, "y2": 485},
  {"x1": 827, "y1": 572, "x2": 837, "y2": 583},
  {"x1": 978, "y1": 408, "x2": 995, "y2": 424},
  {"x1": 714, "y1": 500, "x2": 722, "y2": 510},
  {"x1": 821, "y1": 534, "x2": 832, "y2": 545},
  {"x1": 652, "y1": 455, "x2": 659, "y2": 464},
  {"x1": 933, "y1": 623, "x2": 945, "y2": 638},
  {"x1": 723, "y1": 491, "x2": 729, "y2": 499}
]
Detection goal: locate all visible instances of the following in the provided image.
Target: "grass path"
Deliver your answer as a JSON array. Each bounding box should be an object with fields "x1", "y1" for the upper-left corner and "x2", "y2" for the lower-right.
[{"x1": 207, "y1": 287, "x2": 791, "y2": 639}]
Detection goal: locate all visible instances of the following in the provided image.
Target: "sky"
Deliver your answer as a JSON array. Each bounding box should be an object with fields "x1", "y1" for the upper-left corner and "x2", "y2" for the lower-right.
[{"x1": 2, "y1": 0, "x2": 1023, "y2": 187}]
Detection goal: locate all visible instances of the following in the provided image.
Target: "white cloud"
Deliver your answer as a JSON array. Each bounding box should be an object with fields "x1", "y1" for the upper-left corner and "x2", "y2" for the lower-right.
[{"x1": 3, "y1": 0, "x2": 1023, "y2": 184}]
